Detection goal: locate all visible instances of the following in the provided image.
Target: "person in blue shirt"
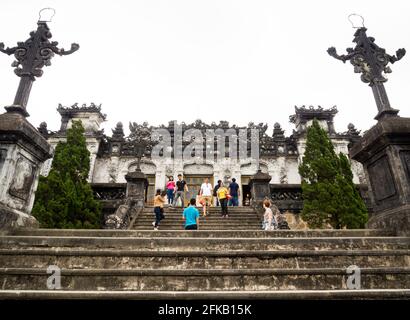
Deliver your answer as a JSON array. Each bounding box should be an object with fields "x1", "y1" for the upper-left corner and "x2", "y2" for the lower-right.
[
  {"x1": 183, "y1": 198, "x2": 200, "y2": 230},
  {"x1": 228, "y1": 178, "x2": 240, "y2": 206}
]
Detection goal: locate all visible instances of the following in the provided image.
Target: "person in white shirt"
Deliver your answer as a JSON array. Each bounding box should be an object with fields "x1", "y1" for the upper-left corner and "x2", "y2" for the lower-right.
[{"x1": 199, "y1": 177, "x2": 213, "y2": 217}]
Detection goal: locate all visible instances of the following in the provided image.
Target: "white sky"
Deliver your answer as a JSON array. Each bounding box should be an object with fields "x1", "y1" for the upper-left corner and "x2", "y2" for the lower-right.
[{"x1": 1, "y1": 0, "x2": 409, "y2": 136}]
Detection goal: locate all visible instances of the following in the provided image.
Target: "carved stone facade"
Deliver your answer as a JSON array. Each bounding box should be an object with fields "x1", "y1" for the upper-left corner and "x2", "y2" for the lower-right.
[{"x1": 40, "y1": 104, "x2": 366, "y2": 206}]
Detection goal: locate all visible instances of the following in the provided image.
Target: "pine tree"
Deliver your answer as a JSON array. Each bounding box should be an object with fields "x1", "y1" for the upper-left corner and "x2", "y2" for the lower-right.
[
  {"x1": 337, "y1": 153, "x2": 368, "y2": 228},
  {"x1": 32, "y1": 120, "x2": 101, "y2": 228},
  {"x1": 298, "y1": 119, "x2": 368, "y2": 229}
]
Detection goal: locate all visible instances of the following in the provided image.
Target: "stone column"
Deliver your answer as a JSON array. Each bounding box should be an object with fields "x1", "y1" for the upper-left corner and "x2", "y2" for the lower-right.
[
  {"x1": 350, "y1": 116, "x2": 410, "y2": 235},
  {"x1": 0, "y1": 111, "x2": 52, "y2": 229},
  {"x1": 125, "y1": 169, "x2": 148, "y2": 209},
  {"x1": 249, "y1": 169, "x2": 272, "y2": 215}
]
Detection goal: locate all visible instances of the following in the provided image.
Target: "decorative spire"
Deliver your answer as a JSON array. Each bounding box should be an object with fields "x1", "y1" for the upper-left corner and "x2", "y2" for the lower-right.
[
  {"x1": 328, "y1": 20, "x2": 405, "y2": 120},
  {"x1": 346, "y1": 123, "x2": 361, "y2": 136},
  {"x1": 0, "y1": 11, "x2": 79, "y2": 116},
  {"x1": 111, "y1": 122, "x2": 125, "y2": 141},
  {"x1": 272, "y1": 122, "x2": 285, "y2": 139},
  {"x1": 37, "y1": 121, "x2": 49, "y2": 138}
]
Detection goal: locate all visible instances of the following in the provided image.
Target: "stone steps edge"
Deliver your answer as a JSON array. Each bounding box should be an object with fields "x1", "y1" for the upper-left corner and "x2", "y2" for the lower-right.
[
  {"x1": 0, "y1": 248, "x2": 408, "y2": 257},
  {"x1": 1, "y1": 267, "x2": 409, "y2": 276},
  {"x1": 0, "y1": 289, "x2": 409, "y2": 300}
]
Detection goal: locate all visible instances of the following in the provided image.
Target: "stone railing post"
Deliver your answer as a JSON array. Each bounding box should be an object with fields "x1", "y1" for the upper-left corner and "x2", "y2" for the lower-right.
[
  {"x1": 249, "y1": 169, "x2": 272, "y2": 216},
  {"x1": 125, "y1": 169, "x2": 148, "y2": 210}
]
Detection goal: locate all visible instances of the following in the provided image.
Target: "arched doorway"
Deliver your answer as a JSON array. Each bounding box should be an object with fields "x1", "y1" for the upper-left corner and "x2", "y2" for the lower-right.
[{"x1": 183, "y1": 163, "x2": 214, "y2": 206}]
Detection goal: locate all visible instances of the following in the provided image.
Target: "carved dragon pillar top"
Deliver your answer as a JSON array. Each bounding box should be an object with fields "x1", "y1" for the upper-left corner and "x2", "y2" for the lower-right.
[
  {"x1": 0, "y1": 9, "x2": 79, "y2": 117},
  {"x1": 327, "y1": 16, "x2": 405, "y2": 120}
]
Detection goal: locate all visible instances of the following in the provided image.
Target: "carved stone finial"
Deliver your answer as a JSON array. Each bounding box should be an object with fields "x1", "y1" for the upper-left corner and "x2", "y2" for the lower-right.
[
  {"x1": 328, "y1": 26, "x2": 405, "y2": 120},
  {"x1": 112, "y1": 122, "x2": 125, "y2": 140},
  {"x1": 273, "y1": 122, "x2": 285, "y2": 139},
  {"x1": 0, "y1": 21, "x2": 79, "y2": 115},
  {"x1": 346, "y1": 123, "x2": 361, "y2": 136},
  {"x1": 37, "y1": 121, "x2": 49, "y2": 138}
]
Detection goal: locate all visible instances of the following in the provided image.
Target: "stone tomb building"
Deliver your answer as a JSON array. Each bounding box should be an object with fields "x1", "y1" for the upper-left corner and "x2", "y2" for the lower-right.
[{"x1": 38, "y1": 103, "x2": 367, "y2": 209}]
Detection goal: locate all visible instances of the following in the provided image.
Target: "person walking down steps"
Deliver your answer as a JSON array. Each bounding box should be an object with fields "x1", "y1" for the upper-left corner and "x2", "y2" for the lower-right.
[
  {"x1": 200, "y1": 177, "x2": 213, "y2": 217},
  {"x1": 217, "y1": 182, "x2": 229, "y2": 218},
  {"x1": 166, "y1": 176, "x2": 176, "y2": 205},
  {"x1": 173, "y1": 174, "x2": 189, "y2": 208},
  {"x1": 152, "y1": 189, "x2": 166, "y2": 231}
]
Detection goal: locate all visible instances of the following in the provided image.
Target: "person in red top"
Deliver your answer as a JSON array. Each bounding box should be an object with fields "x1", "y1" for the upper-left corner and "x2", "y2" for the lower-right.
[{"x1": 166, "y1": 176, "x2": 176, "y2": 205}]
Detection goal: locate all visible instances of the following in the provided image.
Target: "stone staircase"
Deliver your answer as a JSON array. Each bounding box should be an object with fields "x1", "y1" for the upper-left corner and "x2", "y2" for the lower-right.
[
  {"x1": 131, "y1": 206, "x2": 261, "y2": 230},
  {"x1": 0, "y1": 223, "x2": 409, "y2": 299}
]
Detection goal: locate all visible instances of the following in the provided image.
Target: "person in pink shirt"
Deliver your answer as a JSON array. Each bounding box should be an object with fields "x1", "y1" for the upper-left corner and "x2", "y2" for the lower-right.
[{"x1": 166, "y1": 176, "x2": 176, "y2": 205}]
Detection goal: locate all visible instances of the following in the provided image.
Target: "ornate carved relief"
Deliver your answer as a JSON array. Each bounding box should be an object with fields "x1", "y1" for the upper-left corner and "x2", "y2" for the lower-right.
[
  {"x1": 400, "y1": 150, "x2": 410, "y2": 183},
  {"x1": 367, "y1": 156, "x2": 397, "y2": 202},
  {"x1": 0, "y1": 149, "x2": 7, "y2": 174},
  {"x1": 8, "y1": 155, "x2": 36, "y2": 202}
]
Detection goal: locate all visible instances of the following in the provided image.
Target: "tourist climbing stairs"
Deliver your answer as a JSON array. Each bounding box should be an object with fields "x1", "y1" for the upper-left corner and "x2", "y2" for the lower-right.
[{"x1": 131, "y1": 206, "x2": 261, "y2": 230}]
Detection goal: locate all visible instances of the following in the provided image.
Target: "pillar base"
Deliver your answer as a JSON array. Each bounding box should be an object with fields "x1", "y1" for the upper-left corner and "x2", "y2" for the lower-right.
[
  {"x1": 367, "y1": 205, "x2": 410, "y2": 236},
  {"x1": 0, "y1": 203, "x2": 39, "y2": 230}
]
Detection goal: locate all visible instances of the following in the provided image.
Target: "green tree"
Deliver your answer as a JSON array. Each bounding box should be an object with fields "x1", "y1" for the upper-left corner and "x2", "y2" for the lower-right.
[
  {"x1": 32, "y1": 121, "x2": 101, "y2": 228},
  {"x1": 298, "y1": 119, "x2": 368, "y2": 229}
]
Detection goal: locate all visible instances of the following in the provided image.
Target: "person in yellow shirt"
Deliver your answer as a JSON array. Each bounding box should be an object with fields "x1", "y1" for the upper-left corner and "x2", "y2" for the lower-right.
[{"x1": 217, "y1": 183, "x2": 229, "y2": 218}]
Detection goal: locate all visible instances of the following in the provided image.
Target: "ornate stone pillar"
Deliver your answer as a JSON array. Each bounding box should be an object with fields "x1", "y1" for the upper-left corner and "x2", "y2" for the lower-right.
[
  {"x1": 0, "y1": 112, "x2": 52, "y2": 229},
  {"x1": 249, "y1": 169, "x2": 272, "y2": 215},
  {"x1": 0, "y1": 10, "x2": 78, "y2": 229},
  {"x1": 328, "y1": 18, "x2": 408, "y2": 235},
  {"x1": 125, "y1": 169, "x2": 148, "y2": 209}
]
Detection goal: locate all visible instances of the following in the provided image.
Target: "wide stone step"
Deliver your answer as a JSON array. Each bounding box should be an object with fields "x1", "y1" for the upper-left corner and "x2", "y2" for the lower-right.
[
  {"x1": 1, "y1": 289, "x2": 409, "y2": 300},
  {"x1": 6, "y1": 229, "x2": 395, "y2": 238},
  {"x1": 134, "y1": 222, "x2": 261, "y2": 227},
  {"x1": 137, "y1": 218, "x2": 260, "y2": 223},
  {"x1": 147, "y1": 206, "x2": 254, "y2": 210},
  {"x1": 1, "y1": 248, "x2": 407, "y2": 269},
  {"x1": 138, "y1": 212, "x2": 259, "y2": 220},
  {"x1": 132, "y1": 225, "x2": 262, "y2": 230},
  {"x1": 142, "y1": 211, "x2": 258, "y2": 216},
  {"x1": 1, "y1": 236, "x2": 408, "y2": 250},
  {"x1": 138, "y1": 215, "x2": 259, "y2": 220},
  {"x1": 1, "y1": 267, "x2": 408, "y2": 291}
]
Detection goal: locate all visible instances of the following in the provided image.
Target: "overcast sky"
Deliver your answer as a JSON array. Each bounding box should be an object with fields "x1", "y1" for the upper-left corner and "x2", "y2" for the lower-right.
[{"x1": 1, "y1": 0, "x2": 409, "y2": 137}]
